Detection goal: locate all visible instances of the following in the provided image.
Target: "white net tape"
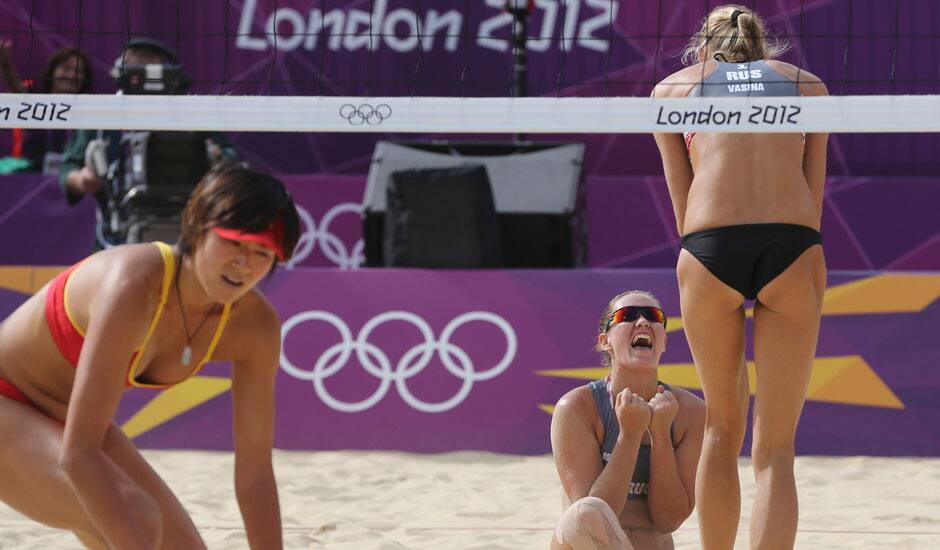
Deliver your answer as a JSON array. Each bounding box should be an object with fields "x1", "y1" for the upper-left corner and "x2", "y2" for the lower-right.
[{"x1": 2, "y1": 93, "x2": 938, "y2": 134}]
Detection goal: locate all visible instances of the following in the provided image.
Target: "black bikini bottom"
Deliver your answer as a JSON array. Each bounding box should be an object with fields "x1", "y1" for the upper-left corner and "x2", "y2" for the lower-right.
[{"x1": 681, "y1": 223, "x2": 822, "y2": 300}]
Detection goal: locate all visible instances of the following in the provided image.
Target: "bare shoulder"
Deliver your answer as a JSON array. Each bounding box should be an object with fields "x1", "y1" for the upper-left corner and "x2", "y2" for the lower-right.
[
  {"x1": 551, "y1": 384, "x2": 602, "y2": 455},
  {"x1": 74, "y1": 244, "x2": 167, "y2": 308},
  {"x1": 554, "y1": 385, "x2": 596, "y2": 419},
  {"x1": 652, "y1": 62, "x2": 717, "y2": 98},
  {"x1": 218, "y1": 288, "x2": 281, "y2": 357},
  {"x1": 766, "y1": 60, "x2": 829, "y2": 97}
]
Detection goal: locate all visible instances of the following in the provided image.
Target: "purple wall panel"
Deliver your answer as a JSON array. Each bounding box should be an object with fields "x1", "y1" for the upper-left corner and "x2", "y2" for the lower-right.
[
  {"x1": 2, "y1": 174, "x2": 938, "y2": 271},
  {"x1": 2, "y1": 269, "x2": 938, "y2": 456}
]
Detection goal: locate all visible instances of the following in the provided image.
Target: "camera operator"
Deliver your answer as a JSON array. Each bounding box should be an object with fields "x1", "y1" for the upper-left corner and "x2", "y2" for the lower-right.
[{"x1": 58, "y1": 37, "x2": 237, "y2": 248}]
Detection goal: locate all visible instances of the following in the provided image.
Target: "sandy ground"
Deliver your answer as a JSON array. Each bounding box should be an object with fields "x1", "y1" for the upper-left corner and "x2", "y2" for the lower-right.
[{"x1": 1, "y1": 451, "x2": 939, "y2": 549}]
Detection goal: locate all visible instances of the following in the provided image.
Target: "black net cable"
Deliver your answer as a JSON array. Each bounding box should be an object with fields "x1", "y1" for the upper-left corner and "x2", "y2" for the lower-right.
[
  {"x1": 554, "y1": 0, "x2": 568, "y2": 98},
  {"x1": 890, "y1": 0, "x2": 902, "y2": 165},
  {"x1": 890, "y1": 0, "x2": 901, "y2": 92},
  {"x1": 460, "y1": 0, "x2": 469, "y2": 97},
  {"x1": 508, "y1": 4, "x2": 516, "y2": 97},
  {"x1": 123, "y1": 0, "x2": 131, "y2": 78},
  {"x1": 603, "y1": 0, "x2": 613, "y2": 97},
  {"x1": 654, "y1": 0, "x2": 663, "y2": 90},
  {"x1": 24, "y1": 0, "x2": 36, "y2": 89},
  {"x1": 411, "y1": 0, "x2": 424, "y2": 97},
  {"x1": 842, "y1": 0, "x2": 853, "y2": 91},
  {"x1": 175, "y1": 0, "x2": 182, "y2": 82},
  {"x1": 366, "y1": 0, "x2": 375, "y2": 96},
  {"x1": 697, "y1": 0, "x2": 708, "y2": 92},
  {"x1": 268, "y1": 0, "x2": 278, "y2": 95},
  {"x1": 76, "y1": 0, "x2": 83, "y2": 92},
  {"x1": 219, "y1": 0, "x2": 230, "y2": 95},
  {"x1": 318, "y1": 0, "x2": 328, "y2": 96},
  {"x1": 796, "y1": 0, "x2": 805, "y2": 87}
]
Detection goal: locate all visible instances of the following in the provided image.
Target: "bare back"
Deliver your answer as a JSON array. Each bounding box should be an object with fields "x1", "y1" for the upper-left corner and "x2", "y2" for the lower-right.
[{"x1": 652, "y1": 60, "x2": 829, "y2": 235}]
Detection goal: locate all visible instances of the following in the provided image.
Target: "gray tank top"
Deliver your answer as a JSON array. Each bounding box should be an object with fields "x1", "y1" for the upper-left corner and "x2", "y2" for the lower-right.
[
  {"x1": 689, "y1": 60, "x2": 800, "y2": 97},
  {"x1": 587, "y1": 379, "x2": 675, "y2": 501}
]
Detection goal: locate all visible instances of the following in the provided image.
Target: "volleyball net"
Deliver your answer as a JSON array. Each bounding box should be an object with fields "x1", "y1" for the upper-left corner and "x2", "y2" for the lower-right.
[{"x1": 0, "y1": 0, "x2": 938, "y2": 135}]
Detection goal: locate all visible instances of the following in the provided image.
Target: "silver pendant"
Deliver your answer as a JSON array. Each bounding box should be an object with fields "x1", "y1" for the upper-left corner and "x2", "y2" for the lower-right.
[{"x1": 181, "y1": 345, "x2": 192, "y2": 366}]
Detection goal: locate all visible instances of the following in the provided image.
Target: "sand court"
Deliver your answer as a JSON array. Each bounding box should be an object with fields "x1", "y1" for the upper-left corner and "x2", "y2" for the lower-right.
[{"x1": 1, "y1": 451, "x2": 938, "y2": 549}]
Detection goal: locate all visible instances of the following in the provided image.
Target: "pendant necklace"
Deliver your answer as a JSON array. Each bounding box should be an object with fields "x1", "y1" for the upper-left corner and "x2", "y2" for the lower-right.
[{"x1": 175, "y1": 259, "x2": 215, "y2": 366}]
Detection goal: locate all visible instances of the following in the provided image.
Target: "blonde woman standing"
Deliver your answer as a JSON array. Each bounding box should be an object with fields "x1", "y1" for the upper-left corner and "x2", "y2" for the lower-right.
[{"x1": 651, "y1": 5, "x2": 829, "y2": 549}]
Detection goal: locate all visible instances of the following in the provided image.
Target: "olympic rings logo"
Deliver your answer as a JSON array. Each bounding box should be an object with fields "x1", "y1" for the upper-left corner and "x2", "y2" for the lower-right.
[
  {"x1": 280, "y1": 310, "x2": 517, "y2": 413},
  {"x1": 287, "y1": 204, "x2": 364, "y2": 270},
  {"x1": 339, "y1": 103, "x2": 392, "y2": 126}
]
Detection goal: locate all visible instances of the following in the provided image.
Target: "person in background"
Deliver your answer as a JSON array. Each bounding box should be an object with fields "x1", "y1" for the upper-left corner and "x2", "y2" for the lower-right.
[
  {"x1": 0, "y1": 40, "x2": 92, "y2": 173},
  {"x1": 58, "y1": 37, "x2": 237, "y2": 248}
]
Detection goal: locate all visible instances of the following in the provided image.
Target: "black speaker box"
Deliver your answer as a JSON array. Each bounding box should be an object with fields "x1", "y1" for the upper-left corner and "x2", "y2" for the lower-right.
[
  {"x1": 363, "y1": 141, "x2": 586, "y2": 268},
  {"x1": 383, "y1": 164, "x2": 502, "y2": 268}
]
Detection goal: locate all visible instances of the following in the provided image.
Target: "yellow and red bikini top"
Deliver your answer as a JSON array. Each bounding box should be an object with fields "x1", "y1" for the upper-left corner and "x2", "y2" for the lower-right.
[{"x1": 44, "y1": 241, "x2": 231, "y2": 389}]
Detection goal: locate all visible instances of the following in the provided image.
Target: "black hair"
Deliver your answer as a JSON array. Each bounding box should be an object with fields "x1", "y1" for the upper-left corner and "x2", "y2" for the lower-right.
[
  {"x1": 179, "y1": 163, "x2": 301, "y2": 266},
  {"x1": 40, "y1": 47, "x2": 92, "y2": 94}
]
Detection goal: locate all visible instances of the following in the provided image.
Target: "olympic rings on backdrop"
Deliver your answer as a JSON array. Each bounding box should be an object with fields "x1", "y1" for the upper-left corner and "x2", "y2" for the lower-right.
[
  {"x1": 339, "y1": 103, "x2": 392, "y2": 125},
  {"x1": 280, "y1": 310, "x2": 517, "y2": 413},
  {"x1": 287, "y1": 204, "x2": 364, "y2": 269}
]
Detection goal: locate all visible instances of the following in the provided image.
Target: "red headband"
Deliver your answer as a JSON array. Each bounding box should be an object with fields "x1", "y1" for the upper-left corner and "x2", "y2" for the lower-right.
[{"x1": 212, "y1": 218, "x2": 285, "y2": 261}]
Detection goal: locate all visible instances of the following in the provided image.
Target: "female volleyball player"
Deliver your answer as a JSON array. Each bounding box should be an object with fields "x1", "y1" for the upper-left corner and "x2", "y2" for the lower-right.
[
  {"x1": 651, "y1": 5, "x2": 829, "y2": 549},
  {"x1": 551, "y1": 290, "x2": 705, "y2": 549},
  {"x1": 0, "y1": 164, "x2": 299, "y2": 549}
]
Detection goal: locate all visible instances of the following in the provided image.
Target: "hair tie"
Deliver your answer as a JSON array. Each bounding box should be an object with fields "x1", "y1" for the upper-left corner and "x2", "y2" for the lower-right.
[{"x1": 730, "y1": 9, "x2": 744, "y2": 26}]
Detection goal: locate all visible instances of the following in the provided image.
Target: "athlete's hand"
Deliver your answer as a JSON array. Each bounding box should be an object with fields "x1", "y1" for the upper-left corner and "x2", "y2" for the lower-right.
[
  {"x1": 615, "y1": 388, "x2": 652, "y2": 441},
  {"x1": 67, "y1": 165, "x2": 103, "y2": 196},
  {"x1": 648, "y1": 384, "x2": 679, "y2": 435},
  {"x1": 0, "y1": 39, "x2": 13, "y2": 68}
]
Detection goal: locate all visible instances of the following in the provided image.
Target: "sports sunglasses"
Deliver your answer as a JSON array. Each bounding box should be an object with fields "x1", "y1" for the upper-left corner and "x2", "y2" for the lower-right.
[{"x1": 604, "y1": 305, "x2": 667, "y2": 332}]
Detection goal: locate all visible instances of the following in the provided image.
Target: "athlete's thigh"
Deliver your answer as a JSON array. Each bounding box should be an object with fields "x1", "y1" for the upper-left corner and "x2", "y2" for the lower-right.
[
  {"x1": 102, "y1": 424, "x2": 205, "y2": 549},
  {"x1": 676, "y1": 249, "x2": 748, "y2": 411},
  {"x1": 752, "y1": 245, "x2": 826, "y2": 438},
  {"x1": 0, "y1": 397, "x2": 99, "y2": 534}
]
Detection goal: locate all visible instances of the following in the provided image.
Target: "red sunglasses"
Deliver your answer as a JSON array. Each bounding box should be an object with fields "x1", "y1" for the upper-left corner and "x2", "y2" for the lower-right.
[{"x1": 605, "y1": 305, "x2": 667, "y2": 332}]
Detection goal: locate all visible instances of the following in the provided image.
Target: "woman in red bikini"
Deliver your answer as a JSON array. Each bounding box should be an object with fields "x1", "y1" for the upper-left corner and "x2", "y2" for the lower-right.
[{"x1": 0, "y1": 163, "x2": 299, "y2": 549}]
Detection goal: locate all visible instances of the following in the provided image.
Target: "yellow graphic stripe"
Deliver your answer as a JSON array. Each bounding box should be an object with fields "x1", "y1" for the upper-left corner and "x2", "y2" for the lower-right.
[
  {"x1": 536, "y1": 355, "x2": 903, "y2": 410},
  {"x1": 121, "y1": 375, "x2": 232, "y2": 438},
  {"x1": 821, "y1": 274, "x2": 940, "y2": 315},
  {"x1": 0, "y1": 266, "x2": 65, "y2": 294},
  {"x1": 536, "y1": 367, "x2": 609, "y2": 380},
  {"x1": 663, "y1": 274, "x2": 940, "y2": 332}
]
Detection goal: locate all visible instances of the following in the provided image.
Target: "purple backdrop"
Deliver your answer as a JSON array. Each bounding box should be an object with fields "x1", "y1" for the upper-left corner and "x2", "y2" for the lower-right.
[
  {"x1": 0, "y1": 0, "x2": 937, "y2": 176},
  {"x1": 1, "y1": 0, "x2": 938, "y2": 457},
  {"x1": 0, "y1": 268, "x2": 937, "y2": 456},
  {"x1": 2, "y1": 173, "x2": 938, "y2": 271}
]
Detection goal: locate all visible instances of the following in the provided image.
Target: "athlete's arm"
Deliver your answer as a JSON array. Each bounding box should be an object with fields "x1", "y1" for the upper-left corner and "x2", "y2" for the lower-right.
[
  {"x1": 798, "y1": 72, "x2": 829, "y2": 219},
  {"x1": 60, "y1": 253, "x2": 162, "y2": 549},
  {"x1": 646, "y1": 389, "x2": 705, "y2": 533},
  {"x1": 551, "y1": 388, "x2": 645, "y2": 516},
  {"x1": 228, "y1": 295, "x2": 283, "y2": 550},
  {"x1": 651, "y1": 81, "x2": 695, "y2": 235}
]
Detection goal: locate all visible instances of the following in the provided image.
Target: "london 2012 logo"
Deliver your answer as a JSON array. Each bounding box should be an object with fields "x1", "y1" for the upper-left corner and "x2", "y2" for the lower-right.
[{"x1": 279, "y1": 310, "x2": 517, "y2": 413}]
